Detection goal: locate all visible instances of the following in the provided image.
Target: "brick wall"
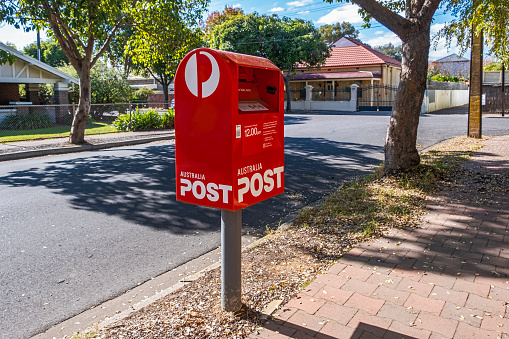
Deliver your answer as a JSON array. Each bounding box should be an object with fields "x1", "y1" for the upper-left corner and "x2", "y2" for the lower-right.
[{"x1": 0, "y1": 83, "x2": 20, "y2": 104}]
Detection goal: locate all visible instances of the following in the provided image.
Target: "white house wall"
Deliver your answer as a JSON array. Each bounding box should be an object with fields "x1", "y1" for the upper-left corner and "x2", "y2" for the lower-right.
[
  {"x1": 421, "y1": 89, "x2": 469, "y2": 113},
  {"x1": 0, "y1": 58, "x2": 62, "y2": 84}
]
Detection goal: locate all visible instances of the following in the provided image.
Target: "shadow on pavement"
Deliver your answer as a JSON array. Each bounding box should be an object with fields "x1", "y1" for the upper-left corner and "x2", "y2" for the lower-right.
[{"x1": 0, "y1": 137, "x2": 383, "y2": 234}]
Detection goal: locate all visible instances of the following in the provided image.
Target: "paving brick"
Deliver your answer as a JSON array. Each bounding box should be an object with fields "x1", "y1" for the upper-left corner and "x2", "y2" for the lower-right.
[
  {"x1": 363, "y1": 259, "x2": 397, "y2": 273},
  {"x1": 341, "y1": 278, "x2": 379, "y2": 296},
  {"x1": 439, "y1": 266, "x2": 476, "y2": 282},
  {"x1": 347, "y1": 310, "x2": 392, "y2": 338},
  {"x1": 414, "y1": 312, "x2": 458, "y2": 338},
  {"x1": 390, "y1": 266, "x2": 425, "y2": 282},
  {"x1": 342, "y1": 265, "x2": 374, "y2": 282},
  {"x1": 291, "y1": 330, "x2": 316, "y2": 339},
  {"x1": 482, "y1": 255, "x2": 508, "y2": 267},
  {"x1": 314, "y1": 273, "x2": 350, "y2": 289},
  {"x1": 377, "y1": 302, "x2": 418, "y2": 325},
  {"x1": 366, "y1": 272, "x2": 403, "y2": 286},
  {"x1": 452, "y1": 248, "x2": 484, "y2": 262},
  {"x1": 429, "y1": 332, "x2": 449, "y2": 339},
  {"x1": 385, "y1": 320, "x2": 431, "y2": 339},
  {"x1": 475, "y1": 275, "x2": 509, "y2": 290},
  {"x1": 452, "y1": 279, "x2": 491, "y2": 297},
  {"x1": 404, "y1": 293, "x2": 445, "y2": 316},
  {"x1": 286, "y1": 309, "x2": 327, "y2": 337},
  {"x1": 396, "y1": 277, "x2": 434, "y2": 297},
  {"x1": 256, "y1": 320, "x2": 298, "y2": 338},
  {"x1": 326, "y1": 262, "x2": 347, "y2": 275},
  {"x1": 340, "y1": 253, "x2": 371, "y2": 268},
  {"x1": 465, "y1": 293, "x2": 508, "y2": 315},
  {"x1": 454, "y1": 321, "x2": 501, "y2": 338},
  {"x1": 314, "y1": 301, "x2": 357, "y2": 325},
  {"x1": 481, "y1": 314, "x2": 509, "y2": 333},
  {"x1": 315, "y1": 285, "x2": 353, "y2": 305},
  {"x1": 382, "y1": 253, "x2": 416, "y2": 268},
  {"x1": 489, "y1": 285, "x2": 509, "y2": 302},
  {"x1": 285, "y1": 295, "x2": 326, "y2": 315},
  {"x1": 349, "y1": 247, "x2": 367, "y2": 256},
  {"x1": 372, "y1": 285, "x2": 410, "y2": 306},
  {"x1": 429, "y1": 285, "x2": 468, "y2": 307},
  {"x1": 476, "y1": 246, "x2": 502, "y2": 258},
  {"x1": 440, "y1": 302, "x2": 483, "y2": 327},
  {"x1": 344, "y1": 293, "x2": 385, "y2": 315},
  {"x1": 461, "y1": 262, "x2": 497, "y2": 275},
  {"x1": 301, "y1": 282, "x2": 325, "y2": 297},
  {"x1": 418, "y1": 272, "x2": 455, "y2": 289},
  {"x1": 444, "y1": 239, "x2": 472, "y2": 251},
  {"x1": 273, "y1": 307, "x2": 299, "y2": 323},
  {"x1": 315, "y1": 320, "x2": 357, "y2": 339}
]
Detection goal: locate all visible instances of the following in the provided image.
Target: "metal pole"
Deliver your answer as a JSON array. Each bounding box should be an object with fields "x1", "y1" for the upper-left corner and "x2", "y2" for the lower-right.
[
  {"x1": 36, "y1": 29, "x2": 41, "y2": 61},
  {"x1": 502, "y1": 63, "x2": 505, "y2": 117},
  {"x1": 221, "y1": 209, "x2": 242, "y2": 312}
]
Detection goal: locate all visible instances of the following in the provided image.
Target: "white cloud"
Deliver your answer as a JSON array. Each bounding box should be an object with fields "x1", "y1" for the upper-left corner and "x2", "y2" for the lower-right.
[
  {"x1": 268, "y1": 7, "x2": 285, "y2": 12},
  {"x1": 231, "y1": 4, "x2": 241, "y2": 8},
  {"x1": 316, "y1": 4, "x2": 363, "y2": 25},
  {"x1": 364, "y1": 32, "x2": 401, "y2": 47},
  {"x1": 374, "y1": 31, "x2": 385, "y2": 36},
  {"x1": 286, "y1": 0, "x2": 312, "y2": 7},
  {"x1": 298, "y1": 10, "x2": 310, "y2": 15},
  {"x1": 430, "y1": 23, "x2": 445, "y2": 34}
]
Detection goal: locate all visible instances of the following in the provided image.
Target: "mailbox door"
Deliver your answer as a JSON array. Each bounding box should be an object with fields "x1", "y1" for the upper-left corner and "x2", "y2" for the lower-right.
[{"x1": 175, "y1": 49, "x2": 237, "y2": 210}]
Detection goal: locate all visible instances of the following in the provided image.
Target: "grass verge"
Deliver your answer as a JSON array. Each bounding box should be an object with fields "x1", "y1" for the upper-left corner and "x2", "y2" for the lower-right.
[
  {"x1": 77, "y1": 136, "x2": 485, "y2": 339},
  {"x1": 0, "y1": 122, "x2": 118, "y2": 143}
]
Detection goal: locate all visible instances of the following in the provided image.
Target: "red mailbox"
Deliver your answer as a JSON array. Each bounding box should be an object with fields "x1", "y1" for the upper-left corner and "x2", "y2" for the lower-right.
[{"x1": 174, "y1": 48, "x2": 285, "y2": 211}]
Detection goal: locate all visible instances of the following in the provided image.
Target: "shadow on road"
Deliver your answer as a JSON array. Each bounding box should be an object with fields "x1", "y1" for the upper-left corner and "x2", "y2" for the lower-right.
[{"x1": 1, "y1": 137, "x2": 383, "y2": 233}]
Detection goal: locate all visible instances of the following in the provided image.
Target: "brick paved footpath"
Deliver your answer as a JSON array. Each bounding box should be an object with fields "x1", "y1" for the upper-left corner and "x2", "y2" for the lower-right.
[{"x1": 251, "y1": 135, "x2": 509, "y2": 339}]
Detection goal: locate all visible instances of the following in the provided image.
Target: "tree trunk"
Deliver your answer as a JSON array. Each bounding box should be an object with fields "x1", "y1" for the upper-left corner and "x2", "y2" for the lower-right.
[
  {"x1": 284, "y1": 74, "x2": 291, "y2": 113},
  {"x1": 384, "y1": 29, "x2": 430, "y2": 173},
  {"x1": 69, "y1": 64, "x2": 92, "y2": 144},
  {"x1": 162, "y1": 81, "x2": 169, "y2": 110}
]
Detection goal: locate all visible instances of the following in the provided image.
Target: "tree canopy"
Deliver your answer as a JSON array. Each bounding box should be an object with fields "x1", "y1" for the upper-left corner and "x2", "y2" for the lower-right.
[
  {"x1": 23, "y1": 39, "x2": 69, "y2": 67},
  {"x1": 203, "y1": 5, "x2": 244, "y2": 35},
  {"x1": 2, "y1": 0, "x2": 208, "y2": 144},
  {"x1": 374, "y1": 42, "x2": 402, "y2": 62},
  {"x1": 209, "y1": 13, "x2": 330, "y2": 112},
  {"x1": 319, "y1": 22, "x2": 359, "y2": 44},
  {"x1": 438, "y1": 0, "x2": 509, "y2": 66}
]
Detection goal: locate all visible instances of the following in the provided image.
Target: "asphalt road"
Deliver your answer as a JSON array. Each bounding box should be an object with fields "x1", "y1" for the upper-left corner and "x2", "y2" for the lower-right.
[{"x1": 1, "y1": 109, "x2": 508, "y2": 338}]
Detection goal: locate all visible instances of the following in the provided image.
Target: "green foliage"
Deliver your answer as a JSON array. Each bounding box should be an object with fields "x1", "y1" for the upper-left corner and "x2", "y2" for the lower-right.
[
  {"x1": 23, "y1": 39, "x2": 69, "y2": 66},
  {"x1": 319, "y1": 22, "x2": 359, "y2": 44},
  {"x1": 209, "y1": 13, "x2": 330, "y2": 73},
  {"x1": 0, "y1": 42, "x2": 18, "y2": 65},
  {"x1": 132, "y1": 87, "x2": 155, "y2": 102},
  {"x1": 484, "y1": 60, "x2": 504, "y2": 71},
  {"x1": 0, "y1": 113, "x2": 53, "y2": 130},
  {"x1": 112, "y1": 108, "x2": 174, "y2": 131},
  {"x1": 38, "y1": 83, "x2": 54, "y2": 104},
  {"x1": 57, "y1": 62, "x2": 132, "y2": 104},
  {"x1": 429, "y1": 74, "x2": 461, "y2": 82},
  {"x1": 90, "y1": 62, "x2": 133, "y2": 104},
  {"x1": 374, "y1": 42, "x2": 402, "y2": 62}
]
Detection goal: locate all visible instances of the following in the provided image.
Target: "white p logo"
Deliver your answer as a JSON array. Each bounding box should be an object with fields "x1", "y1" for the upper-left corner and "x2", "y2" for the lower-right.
[{"x1": 184, "y1": 51, "x2": 220, "y2": 98}]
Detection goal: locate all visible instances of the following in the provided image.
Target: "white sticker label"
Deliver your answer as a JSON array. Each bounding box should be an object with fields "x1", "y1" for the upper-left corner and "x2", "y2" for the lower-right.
[{"x1": 236, "y1": 125, "x2": 241, "y2": 138}]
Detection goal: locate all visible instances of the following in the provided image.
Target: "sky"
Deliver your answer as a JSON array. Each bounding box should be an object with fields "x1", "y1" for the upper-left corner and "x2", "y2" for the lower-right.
[{"x1": 0, "y1": 1, "x2": 468, "y2": 61}]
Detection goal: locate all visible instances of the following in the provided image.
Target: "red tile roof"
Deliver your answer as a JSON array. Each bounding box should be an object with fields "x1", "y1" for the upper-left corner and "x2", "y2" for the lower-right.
[
  {"x1": 292, "y1": 71, "x2": 382, "y2": 81},
  {"x1": 296, "y1": 37, "x2": 401, "y2": 69}
]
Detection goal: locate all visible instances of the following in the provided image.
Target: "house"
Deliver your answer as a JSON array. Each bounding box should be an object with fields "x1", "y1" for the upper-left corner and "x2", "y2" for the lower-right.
[
  {"x1": 0, "y1": 41, "x2": 78, "y2": 122},
  {"x1": 289, "y1": 36, "x2": 401, "y2": 102},
  {"x1": 431, "y1": 54, "x2": 470, "y2": 78}
]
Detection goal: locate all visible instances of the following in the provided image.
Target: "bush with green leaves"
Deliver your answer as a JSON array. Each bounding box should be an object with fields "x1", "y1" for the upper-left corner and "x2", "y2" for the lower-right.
[
  {"x1": 112, "y1": 108, "x2": 174, "y2": 131},
  {"x1": 132, "y1": 87, "x2": 155, "y2": 102},
  {"x1": 0, "y1": 113, "x2": 53, "y2": 130}
]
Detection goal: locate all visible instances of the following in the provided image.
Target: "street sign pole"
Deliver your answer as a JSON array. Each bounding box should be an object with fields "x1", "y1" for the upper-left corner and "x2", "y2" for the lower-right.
[{"x1": 221, "y1": 209, "x2": 242, "y2": 312}]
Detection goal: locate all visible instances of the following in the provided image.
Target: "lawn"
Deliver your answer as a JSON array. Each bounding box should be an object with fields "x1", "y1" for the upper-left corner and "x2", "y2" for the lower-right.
[{"x1": 0, "y1": 122, "x2": 120, "y2": 143}]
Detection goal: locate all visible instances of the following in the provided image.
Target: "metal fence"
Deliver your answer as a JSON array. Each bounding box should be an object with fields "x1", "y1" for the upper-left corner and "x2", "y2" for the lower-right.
[
  {"x1": 311, "y1": 88, "x2": 351, "y2": 101},
  {"x1": 0, "y1": 102, "x2": 172, "y2": 139}
]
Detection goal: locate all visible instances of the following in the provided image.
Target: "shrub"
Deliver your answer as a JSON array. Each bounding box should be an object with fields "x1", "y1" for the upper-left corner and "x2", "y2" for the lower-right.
[
  {"x1": 62, "y1": 112, "x2": 94, "y2": 125},
  {"x1": 111, "y1": 108, "x2": 175, "y2": 132},
  {"x1": 0, "y1": 113, "x2": 53, "y2": 130},
  {"x1": 132, "y1": 87, "x2": 155, "y2": 102}
]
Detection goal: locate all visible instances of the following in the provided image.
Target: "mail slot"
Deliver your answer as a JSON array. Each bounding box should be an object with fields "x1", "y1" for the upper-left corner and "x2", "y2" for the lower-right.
[{"x1": 174, "y1": 48, "x2": 285, "y2": 211}]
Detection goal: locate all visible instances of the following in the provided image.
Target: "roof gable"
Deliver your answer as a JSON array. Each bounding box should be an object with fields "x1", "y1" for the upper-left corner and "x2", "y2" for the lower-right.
[
  {"x1": 434, "y1": 54, "x2": 469, "y2": 63},
  {"x1": 298, "y1": 36, "x2": 402, "y2": 69},
  {"x1": 0, "y1": 42, "x2": 78, "y2": 84}
]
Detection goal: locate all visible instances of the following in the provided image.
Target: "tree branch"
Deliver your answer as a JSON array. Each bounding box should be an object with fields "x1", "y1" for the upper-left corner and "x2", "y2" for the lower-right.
[
  {"x1": 350, "y1": 0, "x2": 411, "y2": 38},
  {"x1": 92, "y1": 19, "x2": 125, "y2": 67}
]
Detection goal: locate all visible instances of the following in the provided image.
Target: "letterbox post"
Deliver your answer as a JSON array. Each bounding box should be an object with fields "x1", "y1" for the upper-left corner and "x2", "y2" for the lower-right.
[
  {"x1": 221, "y1": 209, "x2": 242, "y2": 311},
  {"x1": 175, "y1": 48, "x2": 285, "y2": 313}
]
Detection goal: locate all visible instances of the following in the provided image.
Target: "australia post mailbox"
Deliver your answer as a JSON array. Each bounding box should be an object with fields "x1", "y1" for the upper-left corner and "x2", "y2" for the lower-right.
[{"x1": 174, "y1": 48, "x2": 285, "y2": 211}]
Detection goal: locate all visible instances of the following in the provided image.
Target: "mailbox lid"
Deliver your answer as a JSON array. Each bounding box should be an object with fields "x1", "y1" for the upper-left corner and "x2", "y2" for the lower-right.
[{"x1": 214, "y1": 50, "x2": 280, "y2": 70}]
